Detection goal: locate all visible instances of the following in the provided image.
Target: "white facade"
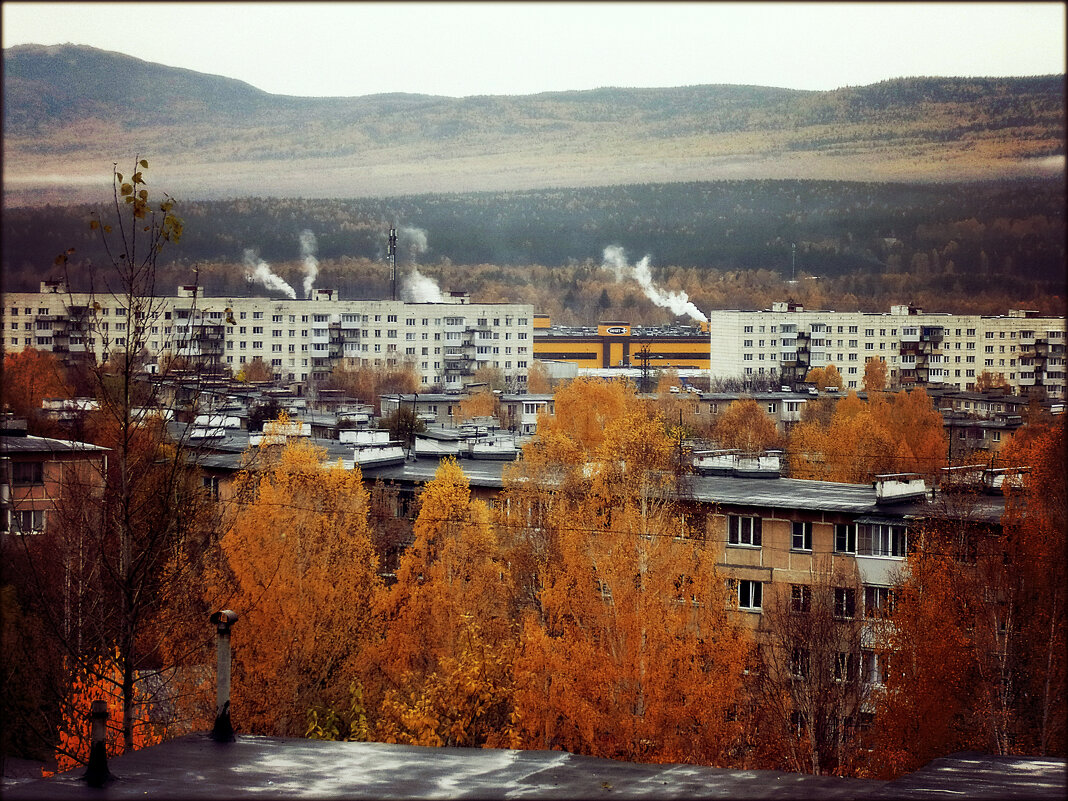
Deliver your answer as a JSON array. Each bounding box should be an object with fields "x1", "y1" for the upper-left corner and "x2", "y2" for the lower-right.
[
  {"x1": 708, "y1": 302, "x2": 1067, "y2": 397},
  {"x1": 3, "y1": 281, "x2": 535, "y2": 390}
]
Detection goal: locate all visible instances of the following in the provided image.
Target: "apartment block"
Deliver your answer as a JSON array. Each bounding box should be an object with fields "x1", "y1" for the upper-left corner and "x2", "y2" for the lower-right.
[
  {"x1": 2, "y1": 281, "x2": 535, "y2": 391},
  {"x1": 708, "y1": 302, "x2": 1067, "y2": 397}
]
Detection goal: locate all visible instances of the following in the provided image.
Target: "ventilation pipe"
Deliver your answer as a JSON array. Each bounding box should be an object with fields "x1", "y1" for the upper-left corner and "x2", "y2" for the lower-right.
[
  {"x1": 210, "y1": 610, "x2": 238, "y2": 742},
  {"x1": 83, "y1": 699, "x2": 112, "y2": 786}
]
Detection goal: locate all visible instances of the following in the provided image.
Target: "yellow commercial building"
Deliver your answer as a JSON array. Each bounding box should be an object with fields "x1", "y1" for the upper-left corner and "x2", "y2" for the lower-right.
[{"x1": 533, "y1": 318, "x2": 710, "y2": 370}]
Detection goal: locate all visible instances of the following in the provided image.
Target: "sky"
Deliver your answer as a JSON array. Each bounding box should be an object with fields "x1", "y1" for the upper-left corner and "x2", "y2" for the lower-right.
[{"x1": 2, "y1": 2, "x2": 1065, "y2": 98}]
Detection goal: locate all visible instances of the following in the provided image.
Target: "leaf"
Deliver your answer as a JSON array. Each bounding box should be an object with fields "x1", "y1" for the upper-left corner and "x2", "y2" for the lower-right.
[
  {"x1": 132, "y1": 172, "x2": 144, "y2": 184},
  {"x1": 90, "y1": 220, "x2": 100, "y2": 230},
  {"x1": 139, "y1": 159, "x2": 149, "y2": 168},
  {"x1": 120, "y1": 182, "x2": 134, "y2": 196}
]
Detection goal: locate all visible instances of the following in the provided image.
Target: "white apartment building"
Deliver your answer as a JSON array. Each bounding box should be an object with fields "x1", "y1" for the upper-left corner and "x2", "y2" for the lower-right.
[
  {"x1": 708, "y1": 301, "x2": 1067, "y2": 397},
  {"x1": 3, "y1": 281, "x2": 535, "y2": 390}
]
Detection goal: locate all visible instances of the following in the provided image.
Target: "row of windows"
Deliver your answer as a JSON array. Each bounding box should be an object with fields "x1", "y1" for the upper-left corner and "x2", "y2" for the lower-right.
[{"x1": 727, "y1": 516, "x2": 906, "y2": 558}]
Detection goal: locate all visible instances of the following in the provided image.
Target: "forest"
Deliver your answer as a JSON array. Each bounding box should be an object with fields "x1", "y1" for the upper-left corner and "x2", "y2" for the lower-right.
[{"x1": 3, "y1": 178, "x2": 1064, "y2": 323}]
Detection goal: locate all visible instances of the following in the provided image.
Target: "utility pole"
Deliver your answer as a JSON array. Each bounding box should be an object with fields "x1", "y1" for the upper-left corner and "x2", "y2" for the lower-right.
[{"x1": 388, "y1": 227, "x2": 398, "y2": 301}]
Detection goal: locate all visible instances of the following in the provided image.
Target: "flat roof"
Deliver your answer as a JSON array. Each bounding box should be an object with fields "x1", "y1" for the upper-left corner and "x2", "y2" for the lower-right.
[
  {"x1": 7, "y1": 736, "x2": 1062, "y2": 800},
  {"x1": 2, "y1": 733, "x2": 887, "y2": 799},
  {"x1": 0, "y1": 435, "x2": 109, "y2": 455}
]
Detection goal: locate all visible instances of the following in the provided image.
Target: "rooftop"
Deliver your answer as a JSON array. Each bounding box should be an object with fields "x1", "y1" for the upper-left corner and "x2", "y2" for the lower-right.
[{"x1": 5, "y1": 735, "x2": 1062, "y2": 800}]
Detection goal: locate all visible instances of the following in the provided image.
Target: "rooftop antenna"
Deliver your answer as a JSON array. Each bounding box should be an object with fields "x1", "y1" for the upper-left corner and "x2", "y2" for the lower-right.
[
  {"x1": 791, "y1": 242, "x2": 796, "y2": 282},
  {"x1": 388, "y1": 226, "x2": 398, "y2": 301}
]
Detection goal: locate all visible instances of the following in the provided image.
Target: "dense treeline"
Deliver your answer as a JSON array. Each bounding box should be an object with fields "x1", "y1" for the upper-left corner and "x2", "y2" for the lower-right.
[{"x1": 3, "y1": 179, "x2": 1064, "y2": 320}]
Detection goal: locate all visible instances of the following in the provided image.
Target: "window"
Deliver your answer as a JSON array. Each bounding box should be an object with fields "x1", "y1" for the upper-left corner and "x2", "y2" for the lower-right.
[
  {"x1": 834, "y1": 588, "x2": 856, "y2": 619},
  {"x1": 13, "y1": 509, "x2": 46, "y2": 533},
  {"x1": 727, "y1": 515, "x2": 761, "y2": 547},
  {"x1": 12, "y1": 462, "x2": 44, "y2": 485},
  {"x1": 202, "y1": 476, "x2": 220, "y2": 500},
  {"x1": 791, "y1": 521, "x2": 812, "y2": 551},
  {"x1": 791, "y1": 584, "x2": 811, "y2": 613},
  {"x1": 863, "y1": 650, "x2": 884, "y2": 686},
  {"x1": 864, "y1": 586, "x2": 895, "y2": 618},
  {"x1": 791, "y1": 647, "x2": 810, "y2": 679},
  {"x1": 835, "y1": 652, "x2": 860, "y2": 683},
  {"x1": 858, "y1": 524, "x2": 906, "y2": 557},
  {"x1": 737, "y1": 580, "x2": 762, "y2": 611},
  {"x1": 834, "y1": 523, "x2": 856, "y2": 554}
]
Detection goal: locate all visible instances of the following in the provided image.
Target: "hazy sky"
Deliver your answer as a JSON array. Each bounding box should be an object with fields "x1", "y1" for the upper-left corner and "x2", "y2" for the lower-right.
[{"x1": 2, "y1": 2, "x2": 1065, "y2": 97}]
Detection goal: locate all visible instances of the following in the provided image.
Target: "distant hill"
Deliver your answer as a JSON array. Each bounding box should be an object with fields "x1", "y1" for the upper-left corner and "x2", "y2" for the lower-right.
[{"x1": 3, "y1": 44, "x2": 1065, "y2": 203}]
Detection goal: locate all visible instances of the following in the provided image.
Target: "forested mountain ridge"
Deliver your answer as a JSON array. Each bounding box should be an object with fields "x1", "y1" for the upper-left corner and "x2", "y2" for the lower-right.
[
  {"x1": 5, "y1": 179, "x2": 1063, "y2": 321},
  {"x1": 3, "y1": 44, "x2": 1064, "y2": 203}
]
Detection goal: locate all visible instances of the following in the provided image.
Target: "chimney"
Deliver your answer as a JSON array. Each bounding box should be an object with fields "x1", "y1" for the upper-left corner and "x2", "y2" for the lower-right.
[
  {"x1": 210, "y1": 610, "x2": 238, "y2": 742},
  {"x1": 83, "y1": 700, "x2": 112, "y2": 787}
]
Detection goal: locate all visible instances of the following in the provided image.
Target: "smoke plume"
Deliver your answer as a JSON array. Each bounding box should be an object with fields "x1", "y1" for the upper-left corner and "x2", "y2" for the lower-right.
[
  {"x1": 601, "y1": 245, "x2": 708, "y2": 323},
  {"x1": 243, "y1": 249, "x2": 296, "y2": 299},
  {"x1": 401, "y1": 267, "x2": 445, "y2": 303},
  {"x1": 399, "y1": 226, "x2": 429, "y2": 258},
  {"x1": 299, "y1": 229, "x2": 318, "y2": 298}
]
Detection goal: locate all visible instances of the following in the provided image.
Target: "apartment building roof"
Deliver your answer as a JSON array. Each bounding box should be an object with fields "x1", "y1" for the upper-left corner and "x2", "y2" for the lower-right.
[
  {"x1": 0, "y1": 433, "x2": 109, "y2": 456},
  {"x1": 361, "y1": 458, "x2": 1006, "y2": 524},
  {"x1": 6, "y1": 733, "x2": 1062, "y2": 800}
]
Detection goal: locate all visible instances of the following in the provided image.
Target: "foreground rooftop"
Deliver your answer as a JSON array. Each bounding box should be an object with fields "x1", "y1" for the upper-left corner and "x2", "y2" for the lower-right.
[{"x1": 5, "y1": 734, "x2": 1063, "y2": 799}]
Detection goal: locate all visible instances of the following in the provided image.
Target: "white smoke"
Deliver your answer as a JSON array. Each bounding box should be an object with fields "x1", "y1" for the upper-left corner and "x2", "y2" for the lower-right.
[
  {"x1": 399, "y1": 226, "x2": 429, "y2": 258},
  {"x1": 401, "y1": 267, "x2": 445, "y2": 303},
  {"x1": 601, "y1": 245, "x2": 708, "y2": 323},
  {"x1": 299, "y1": 229, "x2": 318, "y2": 298},
  {"x1": 243, "y1": 249, "x2": 296, "y2": 299}
]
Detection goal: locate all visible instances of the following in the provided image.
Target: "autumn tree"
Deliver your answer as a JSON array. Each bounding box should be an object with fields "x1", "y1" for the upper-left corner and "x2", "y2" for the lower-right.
[
  {"x1": 526, "y1": 361, "x2": 552, "y2": 394},
  {"x1": 872, "y1": 419, "x2": 1066, "y2": 773},
  {"x1": 367, "y1": 459, "x2": 516, "y2": 747},
  {"x1": 974, "y1": 370, "x2": 1011, "y2": 392},
  {"x1": 205, "y1": 438, "x2": 381, "y2": 737},
  {"x1": 472, "y1": 364, "x2": 507, "y2": 392},
  {"x1": 503, "y1": 389, "x2": 749, "y2": 763},
  {"x1": 6, "y1": 159, "x2": 216, "y2": 761},
  {"x1": 0, "y1": 348, "x2": 73, "y2": 434},
  {"x1": 749, "y1": 560, "x2": 873, "y2": 776},
  {"x1": 534, "y1": 376, "x2": 632, "y2": 453},
  {"x1": 712, "y1": 398, "x2": 782, "y2": 453},
  {"x1": 788, "y1": 389, "x2": 945, "y2": 483},
  {"x1": 457, "y1": 388, "x2": 499, "y2": 422},
  {"x1": 236, "y1": 356, "x2": 273, "y2": 383},
  {"x1": 325, "y1": 360, "x2": 418, "y2": 413},
  {"x1": 867, "y1": 532, "x2": 979, "y2": 778},
  {"x1": 862, "y1": 358, "x2": 888, "y2": 393},
  {"x1": 804, "y1": 364, "x2": 843, "y2": 391}
]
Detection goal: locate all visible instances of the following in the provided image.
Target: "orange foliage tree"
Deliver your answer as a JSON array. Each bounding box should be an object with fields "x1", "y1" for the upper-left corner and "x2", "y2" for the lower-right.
[
  {"x1": 1, "y1": 348, "x2": 72, "y2": 433},
  {"x1": 788, "y1": 389, "x2": 945, "y2": 483},
  {"x1": 863, "y1": 357, "x2": 889, "y2": 393},
  {"x1": 872, "y1": 418, "x2": 1066, "y2": 774},
  {"x1": 367, "y1": 459, "x2": 516, "y2": 747},
  {"x1": 205, "y1": 438, "x2": 381, "y2": 736},
  {"x1": 48, "y1": 648, "x2": 167, "y2": 775},
  {"x1": 712, "y1": 398, "x2": 782, "y2": 452},
  {"x1": 804, "y1": 364, "x2": 843, "y2": 391},
  {"x1": 535, "y1": 376, "x2": 632, "y2": 453},
  {"x1": 503, "y1": 389, "x2": 749, "y2": 763},
  {"x1": 526, "y1": 361, "x2": 552, "y2": 394},
  {"x1": 457, "y1": 388, "x2": 499, "y2": 422}
]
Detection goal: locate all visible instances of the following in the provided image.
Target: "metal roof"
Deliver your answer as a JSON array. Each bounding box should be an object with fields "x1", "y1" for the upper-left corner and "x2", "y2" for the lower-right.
[{"x1": 0, "y1": 435, "x2": 108, "y2": 455}]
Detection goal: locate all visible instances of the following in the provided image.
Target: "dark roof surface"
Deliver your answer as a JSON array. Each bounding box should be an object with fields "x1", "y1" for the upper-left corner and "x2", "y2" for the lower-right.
[
  {"x1": 3, "y1": 733, "x2": 889, "y2": 799},
  {"x1": 0, "y1": 435, "x2": 108, "y2": 455}
]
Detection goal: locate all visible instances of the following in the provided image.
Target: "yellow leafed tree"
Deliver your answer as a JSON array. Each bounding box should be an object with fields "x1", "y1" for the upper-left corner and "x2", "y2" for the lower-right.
[
  {"x1": 205, "y1": 439, "x2": 381, "y2": 736},
  {"x1": 506, "y1": 392, "x2": 750, "y2": 763},
  {"x1": 369, "y1": 459, "x2": 517, "y2": 747}
]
